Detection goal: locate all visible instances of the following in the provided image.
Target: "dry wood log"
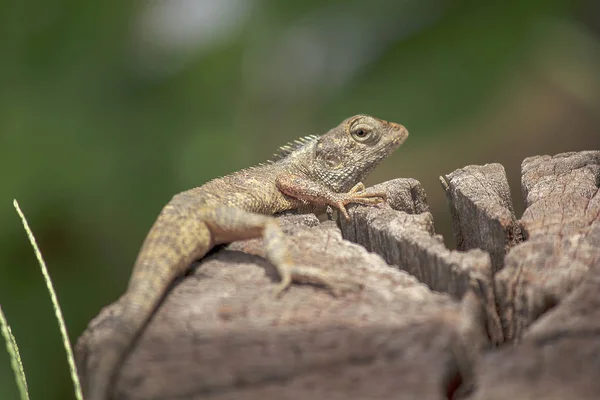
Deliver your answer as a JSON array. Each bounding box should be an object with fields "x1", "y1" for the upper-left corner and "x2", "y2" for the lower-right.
[
  {"x1": 440, "y1": 163, "x2": 522, "y2": 274},
  {"x1": 339, "y1": 178, "x2": 502, "y2": 346},
  {"x1": 76, "y1": 150, "x2": 600, "y2": 400},
  {"x1": 471, "y1": 151, "x2": 600, "y2": 400},
  {"x1": 496, "y1": 151, "x2": 600, "y2": 340}
]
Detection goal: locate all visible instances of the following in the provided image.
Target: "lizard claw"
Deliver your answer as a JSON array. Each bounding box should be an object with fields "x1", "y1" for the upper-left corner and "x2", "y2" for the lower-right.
[
  {"x1": 348, "y1": 182, "x2": 366, "y2": 194},
  {"x1": 273, "y1": 265, "x2": 363, "y2": 297},
  {"x1": 331, "y1": 187, "x2": 387, "y2": 220},
  {"x1": 335, "y1": 201, "x2": 351, "y2": 220},
  {"x1": 273, "y1": 273, "x2": 293, "y2": 298},
  {"x1": 327, "y1": 279, "x2": 364, "y2": 297}
]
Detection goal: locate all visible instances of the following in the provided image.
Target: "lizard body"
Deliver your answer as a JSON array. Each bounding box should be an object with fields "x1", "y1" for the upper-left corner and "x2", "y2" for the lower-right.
[{"x1": 85, "y1": 115, "x2": 408, "y2": 400}]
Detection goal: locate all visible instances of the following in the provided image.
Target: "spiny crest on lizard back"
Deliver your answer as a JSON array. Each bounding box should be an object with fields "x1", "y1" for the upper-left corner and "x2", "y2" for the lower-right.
[{"x1": 266, "y1": 134, "x2": 320, "y2": 163}]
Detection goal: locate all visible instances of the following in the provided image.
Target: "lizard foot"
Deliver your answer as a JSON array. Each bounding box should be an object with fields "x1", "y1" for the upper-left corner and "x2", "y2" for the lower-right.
[
  {"x1": 274, "y1": 265, "x2": 363, "y2": 297},
  {"x1": 333, "y1": 182, "x2": 387, "y2": 220}
]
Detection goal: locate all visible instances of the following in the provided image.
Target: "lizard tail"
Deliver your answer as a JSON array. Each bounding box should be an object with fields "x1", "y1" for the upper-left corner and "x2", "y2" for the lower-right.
[{"x1": 86, "y1": 209, "x2": 212, "y2": 400}]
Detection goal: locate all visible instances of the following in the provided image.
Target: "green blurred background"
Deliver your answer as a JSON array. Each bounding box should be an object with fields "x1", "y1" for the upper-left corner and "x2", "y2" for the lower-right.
[{"x1": 1, "y1": 0, "x2": 599, "y2": 398}]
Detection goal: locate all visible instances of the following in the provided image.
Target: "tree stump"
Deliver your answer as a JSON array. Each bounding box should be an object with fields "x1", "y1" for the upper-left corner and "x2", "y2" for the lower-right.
[{"x1": 76, "y1": 151, "x2": 600, "y2": 400}]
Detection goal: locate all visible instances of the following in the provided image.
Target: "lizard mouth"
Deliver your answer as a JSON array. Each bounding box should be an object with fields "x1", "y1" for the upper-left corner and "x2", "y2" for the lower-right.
[{"x1": 392, "y1": 125, "x2": 409, "y2": 146}]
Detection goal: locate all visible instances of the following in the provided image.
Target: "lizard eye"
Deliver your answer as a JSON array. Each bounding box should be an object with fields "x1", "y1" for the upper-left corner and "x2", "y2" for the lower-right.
[{"x1": 351, "y1": 125, "x2": 373, "y2": 142}]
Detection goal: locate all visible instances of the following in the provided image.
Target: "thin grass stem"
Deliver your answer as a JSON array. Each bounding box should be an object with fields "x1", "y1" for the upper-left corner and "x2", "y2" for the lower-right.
[
  {"x1": 0, "y1": 304, "x2": 30, "y2": 400},
  {"x1": 13, "y1": 199, "x2": 84, "y2": 400}
]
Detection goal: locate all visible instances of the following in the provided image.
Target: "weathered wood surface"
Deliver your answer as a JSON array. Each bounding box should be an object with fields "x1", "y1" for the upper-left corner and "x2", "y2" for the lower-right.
[
  {"x1": 441, "y1": 163, "x2": 521, "y2": 274},
  {"x1": 76, "y1": 150, "x2": 600, "y2": 400},
  {"x1": 496, "y1": 152, "x2": 600, "y2": 340},
  {"x1": 471, "y1": 152, "x2": 600, "y2": 400},
  {"x1": 339, "y1": 178, "x2": 502, "y2": 346}
]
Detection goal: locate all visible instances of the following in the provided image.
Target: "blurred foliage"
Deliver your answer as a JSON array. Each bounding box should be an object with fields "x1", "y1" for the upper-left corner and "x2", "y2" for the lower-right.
[{"x1": 1, "y1": 0, "x2": 600, "y2": 398}]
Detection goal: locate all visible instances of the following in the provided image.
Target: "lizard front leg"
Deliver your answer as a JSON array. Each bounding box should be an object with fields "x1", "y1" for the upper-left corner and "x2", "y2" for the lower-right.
[
  {"x1": 204, "y1": 207, "x2": 359, "y2": 296},
  {"x1": 275, "y1": 173, "x2": 387, "y2": 219}
]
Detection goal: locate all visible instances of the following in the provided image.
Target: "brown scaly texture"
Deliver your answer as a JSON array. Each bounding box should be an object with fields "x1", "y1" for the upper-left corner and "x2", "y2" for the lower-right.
[{"x1": 85, "y1": 115, "x2": 408, "y2": 400}]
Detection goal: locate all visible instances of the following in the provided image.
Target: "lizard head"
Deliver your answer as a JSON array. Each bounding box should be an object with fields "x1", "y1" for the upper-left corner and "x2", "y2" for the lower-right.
[{"x1": 312, "y1": 115, "x2": 408, "y2": 192}]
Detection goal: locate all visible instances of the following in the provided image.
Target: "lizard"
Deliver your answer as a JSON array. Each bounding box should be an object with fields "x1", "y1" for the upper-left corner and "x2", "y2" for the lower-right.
[{"x1": 84, "y1": 114, "x2": 408, "y2": 400}]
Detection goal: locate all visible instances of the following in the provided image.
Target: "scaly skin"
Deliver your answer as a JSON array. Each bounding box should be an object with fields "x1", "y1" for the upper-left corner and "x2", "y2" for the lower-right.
[{"x1": 85, "y1": 115, "x2": 408, "y2": 400}]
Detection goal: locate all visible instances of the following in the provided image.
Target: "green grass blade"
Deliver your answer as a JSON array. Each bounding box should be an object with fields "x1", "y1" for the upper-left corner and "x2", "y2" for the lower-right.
[
  {"x1": 0, "y1": 304, "x2": 30, "y2": 400},
  {"x1": 13, "y1": 199, "x2": 84, "y2": 400}
]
